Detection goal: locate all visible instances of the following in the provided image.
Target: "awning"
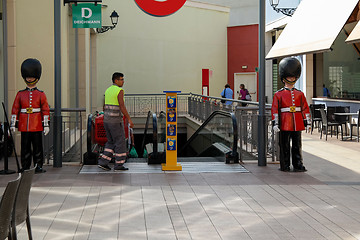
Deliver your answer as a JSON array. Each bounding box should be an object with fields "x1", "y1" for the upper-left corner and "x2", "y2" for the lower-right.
[
  {"x1": 345, "y1": 20, "x2": 360, "y2": 44},
  {"x1": 266, "y1": 0, "x2": 359, "y2": 60}
]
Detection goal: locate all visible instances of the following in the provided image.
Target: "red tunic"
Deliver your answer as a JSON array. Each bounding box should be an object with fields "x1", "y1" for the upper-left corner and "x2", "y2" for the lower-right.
[
  {"x1": 11, "y1": 88, "x2": 50, "y2": 132},
  {"x1": 271, "y1": 88, "x2": 310, "y2": 131}
]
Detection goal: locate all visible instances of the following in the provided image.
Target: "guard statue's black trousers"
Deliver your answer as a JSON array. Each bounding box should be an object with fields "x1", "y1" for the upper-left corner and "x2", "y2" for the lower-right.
[
  {"x1": 21, "y1": 132, "x2": 44, "y2": 170},
  {"x1": 279, "y1": 131, "x2": 304, "y2": 170}
]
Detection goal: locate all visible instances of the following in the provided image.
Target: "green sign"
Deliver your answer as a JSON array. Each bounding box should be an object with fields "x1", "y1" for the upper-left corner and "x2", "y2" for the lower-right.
[{"x1": 73, "y1": 3, "x2": 101, "y2": 28}]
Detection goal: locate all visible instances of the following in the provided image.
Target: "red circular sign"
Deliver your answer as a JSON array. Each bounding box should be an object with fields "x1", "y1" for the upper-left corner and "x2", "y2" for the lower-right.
[{"x1": 134, "y1": 0, "x2": 187, "y2": 17}]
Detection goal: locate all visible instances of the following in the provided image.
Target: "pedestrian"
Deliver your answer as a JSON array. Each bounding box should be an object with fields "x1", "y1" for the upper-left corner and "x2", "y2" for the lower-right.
[
  {"x1": 238, "y1": 84, "x2": 251, "y2": 106},
  {"x1": 220, "y1": 84, "x2": 234, "y2": 107},
  {"x1": 10, "y1": 58, "x2": 50, "y2": 173},
  {"x1": 271, "y1": 57, "x2": 311, "y2": 172},
  {"x1": 98, "y1": 72, "x2": 134, "y2": 171},
  {"x1": 323, "y1": 84, "x2": 331, "y2": 97}
]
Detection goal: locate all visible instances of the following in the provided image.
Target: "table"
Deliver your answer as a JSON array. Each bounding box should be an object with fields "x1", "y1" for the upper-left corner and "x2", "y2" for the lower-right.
[{"x1": 334, "y1": 112, "x2": 359, "y2": 140}]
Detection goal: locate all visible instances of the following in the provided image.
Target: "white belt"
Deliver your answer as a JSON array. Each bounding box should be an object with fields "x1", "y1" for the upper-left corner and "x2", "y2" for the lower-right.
[
  {"x1": 104, "y1": 105, "x2": 120, "y2": 110},
  {"x1": 20, "y1": 108, "x2": 41, "y2": 113},
  {"x1": 281, "y1": 107, "x2": 301, "y2": 113}
]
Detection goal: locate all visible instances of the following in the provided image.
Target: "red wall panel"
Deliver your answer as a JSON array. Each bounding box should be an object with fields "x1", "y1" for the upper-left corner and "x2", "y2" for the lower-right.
[{"x1": 227, "y1": 24, "x2": 259, "y2": 98}]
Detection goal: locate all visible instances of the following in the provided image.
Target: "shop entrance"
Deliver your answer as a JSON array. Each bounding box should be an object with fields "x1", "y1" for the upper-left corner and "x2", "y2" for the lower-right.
[{"x1": 234, "y1": 73, "x2": 257, "y2": 101}]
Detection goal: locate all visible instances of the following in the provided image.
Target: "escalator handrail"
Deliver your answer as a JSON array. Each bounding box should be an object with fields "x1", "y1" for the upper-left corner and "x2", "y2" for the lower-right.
[
  {"x1": 140, "y1": 111, "x2": 158, "y2": 157},
  {"x1": 158, "y1": 111, "x2": 166, "y2": 143},
  {"x1": 179, "y1": 110, "x2": 238, "y2": 157}
]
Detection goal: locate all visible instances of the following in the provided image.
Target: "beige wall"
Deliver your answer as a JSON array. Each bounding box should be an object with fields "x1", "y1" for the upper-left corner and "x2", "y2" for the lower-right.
[
  {"x1": 8, "y1": 1, "x2": 88, "y2": 110},
  {"x1": 14, "y1": 0, "x2": 54, "y2": 106},
  {"x1": 96, "y1": 1, "x2": 229, "y2": 110},
  {"x1": 6, "y1": 0, "x2": 229, "y2": 114}
]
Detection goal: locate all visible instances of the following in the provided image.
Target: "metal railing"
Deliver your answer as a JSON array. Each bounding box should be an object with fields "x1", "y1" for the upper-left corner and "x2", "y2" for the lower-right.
[
  {"x1": 46, "y1": 93, "x2": 276, "y2": 165},
  {"x1": 124, "y1": 92, "x2": 276, "y2": 162},
  {"x1": 44, "y1": 108, "x2": 86, "y2": 164},
  {"x1": 188, "y1": 93, "x2": 276, "y2": 162},
  {"x1": 125, "y1": 93, "x2": 190, "y2": 116}
]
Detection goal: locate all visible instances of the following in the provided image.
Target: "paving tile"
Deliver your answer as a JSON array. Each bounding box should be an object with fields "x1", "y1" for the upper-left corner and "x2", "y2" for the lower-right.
[{"x1": 4, "y1": 131, "x2": 360, "y2": 239}]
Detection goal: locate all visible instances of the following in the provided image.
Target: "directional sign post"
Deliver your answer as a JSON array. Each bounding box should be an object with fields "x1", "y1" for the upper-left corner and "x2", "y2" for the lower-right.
[{"x1": 162, "y1": 91, "x2": 182, "y2": 171}]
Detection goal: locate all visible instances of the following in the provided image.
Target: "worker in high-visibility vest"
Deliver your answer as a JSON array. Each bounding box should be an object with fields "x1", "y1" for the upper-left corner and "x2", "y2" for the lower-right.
[{"x1": 98, "y1": 72, "x2": 134, "y2": 171}]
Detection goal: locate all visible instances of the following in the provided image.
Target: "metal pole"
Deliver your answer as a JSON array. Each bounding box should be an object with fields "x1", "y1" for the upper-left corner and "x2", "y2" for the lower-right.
[
  {"x1": 3, "y1": 0, "x2": 8, "y2": 109},
  {"x1": 80, "y1": 112, "x2": 83, "y2": 164},
  {"x1": 258, "y1": 0, "x2": 267, "y2": 166},
  {"x1": 53, "y1": 0, "x2": 62, "y2": 167},
  {"x1": 75, "y1": 28, "x2": 79, "y2": 128}
]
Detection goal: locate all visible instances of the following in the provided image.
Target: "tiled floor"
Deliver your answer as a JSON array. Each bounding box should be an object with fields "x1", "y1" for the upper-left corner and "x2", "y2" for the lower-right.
[{"x1": 1, "y1": 130, "x2": 360, "y2": 239}]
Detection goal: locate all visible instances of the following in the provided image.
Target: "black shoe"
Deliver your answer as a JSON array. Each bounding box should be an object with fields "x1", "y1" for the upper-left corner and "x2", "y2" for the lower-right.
[
  {"x1": 294, "y1": 166, "x2": 307, "y2": 172},
  {"x1": 98, "y1": 164, "x2": 111, "y2": 171},
  {"x1": 114, "y1": 165, "x2": 129, "y2": 171},
  {"x1": 35, "y1": 167, "x2": 46, "y2": 174},
  {"x1": 279, "y1": 167, "x2": 290, "y2": 172}
]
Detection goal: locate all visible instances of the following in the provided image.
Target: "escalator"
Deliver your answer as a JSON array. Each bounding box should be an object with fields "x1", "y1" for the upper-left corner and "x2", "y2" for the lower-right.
[
  {"x1": 84, "y1": 110, "x2": 239, "y2": 165},
  {"x1": 140, "y1": 111, "x2": 166, "y2": 164},
  {"x1": 141, "y1": 110, "x2": 238, "y2": 164}
]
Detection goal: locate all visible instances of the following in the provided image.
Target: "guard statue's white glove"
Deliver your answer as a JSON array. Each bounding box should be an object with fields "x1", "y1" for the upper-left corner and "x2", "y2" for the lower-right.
[
  {"x1": 305, "y1": 113, "x2": 312, "y2": 132},
  {"x1": 10, "y1": 115, "x2": 16, "y2": 133},
  {"x1": 273, "y1": 125, "x2": 281, "y2": 133},
  {"x1": 10, "y1": 127, "x2": 16, "y2": 133},
  {"x1": 43, "y1": 126, "x2": 50, "y2": 136},
  {"x1": 43, "y1": 115, "x2": 50, "y2": 135},
  {"x1": 273, "y1": 113, "x2": 280, "y2": 133}
]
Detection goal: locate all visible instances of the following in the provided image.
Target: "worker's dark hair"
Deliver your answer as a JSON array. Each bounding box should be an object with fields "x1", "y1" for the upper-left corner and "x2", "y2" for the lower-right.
[{"x1": 112, "y1": 72, "x2": 124, "y2": 83}]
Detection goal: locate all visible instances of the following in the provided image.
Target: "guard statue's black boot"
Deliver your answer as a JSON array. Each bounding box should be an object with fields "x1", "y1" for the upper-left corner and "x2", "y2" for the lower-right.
[
  {"x1": 293, "y1": 165, "x2": 307, "y2": 172},
  {"x1": 279, "y1": 166, "x2": 291, "y2": 172},
  {"x1": 35, "y1": 166, "x2": 46, "y2": 174}
]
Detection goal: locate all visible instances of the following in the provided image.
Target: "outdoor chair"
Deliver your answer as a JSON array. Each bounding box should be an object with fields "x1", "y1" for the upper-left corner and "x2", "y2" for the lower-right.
[
  {"x1": 350, "y1": 110, "x2": 360, "y2": 142},
  {"x1": 310, "y1": 104, "x2": 325, "y2": 134},
  {"x1": 0, "y1": 174, "x2": 21, "y2": 240},
  {"x1": 335, "y1": 106, "x2": 350, "y2": 138},
  {"x1": 319, "y1": 108, "x2": 342, "y2": 141},
  {"x1": 10, "y1": 167, "x2": 35, "y2": 240}
]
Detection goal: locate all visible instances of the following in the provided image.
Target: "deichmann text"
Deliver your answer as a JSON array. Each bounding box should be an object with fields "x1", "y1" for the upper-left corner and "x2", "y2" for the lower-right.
[{"x1": 74, "y1": 20, "x2": 100, "y2": 24}]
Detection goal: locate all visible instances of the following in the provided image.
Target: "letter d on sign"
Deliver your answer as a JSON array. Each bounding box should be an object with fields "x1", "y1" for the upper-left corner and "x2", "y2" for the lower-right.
[{"x1": 81, "y1": 8, "x2": 92, "y2": 18}]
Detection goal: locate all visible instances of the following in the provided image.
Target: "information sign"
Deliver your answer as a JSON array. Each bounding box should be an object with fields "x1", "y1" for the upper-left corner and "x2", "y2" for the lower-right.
[{"x1": 73, "y1": 3, "x2": 101, "y2": 28}]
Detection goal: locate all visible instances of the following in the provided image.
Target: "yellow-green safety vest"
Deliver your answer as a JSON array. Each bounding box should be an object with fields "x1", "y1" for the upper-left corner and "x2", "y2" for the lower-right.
[{"x1": 104, "y1": 84, "x2": 124, "y2": 106}]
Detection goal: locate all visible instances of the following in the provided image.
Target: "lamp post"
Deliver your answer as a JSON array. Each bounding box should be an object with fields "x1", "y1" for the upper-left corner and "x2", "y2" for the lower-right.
[
  {"x1": 269, "y1": 0, "x2": 297, "y2": 16},
  {"x1": 96, "y1": 10, "x2": 119, "y2": 33}
]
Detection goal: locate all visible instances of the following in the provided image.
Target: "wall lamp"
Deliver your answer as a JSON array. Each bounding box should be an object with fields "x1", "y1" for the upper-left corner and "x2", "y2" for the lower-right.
[
  {"x1": 96, "y1": 10, "x2": 119, "y2": 33},
  {"x1": 269, "y1": 0, "x2": 296, "y2": 17}
]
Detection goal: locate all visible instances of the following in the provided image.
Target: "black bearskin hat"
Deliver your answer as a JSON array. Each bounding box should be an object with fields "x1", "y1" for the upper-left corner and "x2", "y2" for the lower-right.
[
  {"x1": 21, "y1": 58, "x2": 42, "y2": 83},
  {"x1": 279, "y1": 57, "x2": 301, "y2": 83}
]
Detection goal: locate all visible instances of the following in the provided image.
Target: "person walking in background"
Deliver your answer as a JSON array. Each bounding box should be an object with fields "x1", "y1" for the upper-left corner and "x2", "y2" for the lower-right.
[
  {"x1": 220, "y1": 84, "x2": 233, "y2": 107},
  {"x1": 271, "y1": 57, "x2": 310, "y2": 172},
  {"x1": 238, "y1": 84, "x2": 250, "y2": 106},
  {"x1": 11, "y1": 58, "x2": 50, "y2": 173},
  {"x1": 323, "y1": 84, "x2": 331, "y2": 97},
  {"x1": 98, "y1": 72, "x2": 134, "y2": 171}
]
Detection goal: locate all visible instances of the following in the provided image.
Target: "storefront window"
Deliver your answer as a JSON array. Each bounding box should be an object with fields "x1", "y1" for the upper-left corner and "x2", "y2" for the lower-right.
[{"x1": 323, "y1": 26, "x2": 360, "y2": 100}]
